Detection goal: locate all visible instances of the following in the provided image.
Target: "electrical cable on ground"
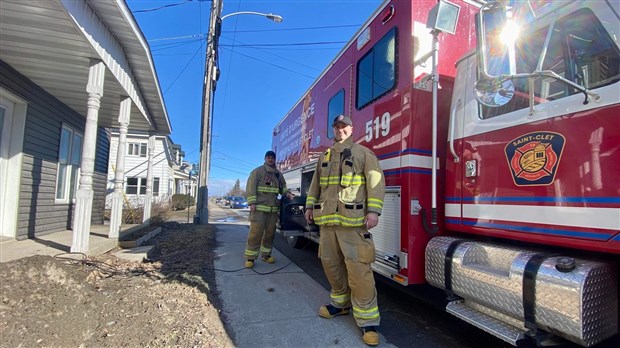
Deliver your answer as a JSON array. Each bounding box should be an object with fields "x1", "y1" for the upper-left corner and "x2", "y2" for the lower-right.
[{"x1": 52, "y1": 234, "x2": 313, "y2": 277}]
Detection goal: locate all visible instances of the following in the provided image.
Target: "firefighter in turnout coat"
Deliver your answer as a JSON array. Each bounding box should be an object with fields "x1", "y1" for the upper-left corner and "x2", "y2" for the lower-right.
[
  {"x1": 244, "y1": 150, "x2": 294, "y2": 268},
  {"x1": 304, "y1": 115, "x2": 385, "y2": 346}
]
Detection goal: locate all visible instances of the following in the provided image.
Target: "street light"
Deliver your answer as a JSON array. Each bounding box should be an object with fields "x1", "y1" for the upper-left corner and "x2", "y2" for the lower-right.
[
  {"x1": 221, "y1": 11, "x2": 283, "y2": 22},
  {"x1": 195, "y1": 0, "x2": 283, "y2": 224}
]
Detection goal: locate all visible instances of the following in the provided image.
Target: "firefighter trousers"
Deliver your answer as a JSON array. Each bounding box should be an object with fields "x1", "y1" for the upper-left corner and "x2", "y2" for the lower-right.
[
  {"x1": 244, "y1": 210, "x2": 279, "y2": 260},
  {"x1": 318, "y1": 224, "x2": 380, "y2": 327}
]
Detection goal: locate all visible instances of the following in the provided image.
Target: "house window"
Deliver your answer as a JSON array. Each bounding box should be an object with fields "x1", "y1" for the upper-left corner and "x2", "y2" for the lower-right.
[
  {"x1": 126, "y1": 178, "x2": 140, "y2": 194},
  {"x1": 55, "y1": 125, "x2": 83, "y2": 202},
  {"x1": 327, "y1": 89, "x2": 345, "y2": 139},
  {"x1": 356, "y1": 27, "x2": 398, "y2": 109},
  {"x1": 153, "y1": 178, "x2": 160, "y2": 196},
  {"x1": 125, "y1": 177, "x2": 160, "y2": 195},
  {"x1": 127, "y1": 142, "x2": 147, "y2": 157}
]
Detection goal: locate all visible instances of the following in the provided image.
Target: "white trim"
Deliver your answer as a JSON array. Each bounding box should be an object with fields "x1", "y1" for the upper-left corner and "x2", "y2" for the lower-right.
[
  {"x1": 379, "y1": 154, "x2": 434, "y2": 171},
  {"x1": 0, "y1": 87, "x2": 27, "y2": 238},
  {"x1": 445, "y1": 203, "x2": 461, "y2": 218},
  {"x1": 462, "y1": 204, "x2": 620, "y2": 231},
  {"x1": 59, "y1": 0, "x2": 151, "y2": 126},
  {"x1": 54, "y1": 124, "x2": 83, "y2": 204}
]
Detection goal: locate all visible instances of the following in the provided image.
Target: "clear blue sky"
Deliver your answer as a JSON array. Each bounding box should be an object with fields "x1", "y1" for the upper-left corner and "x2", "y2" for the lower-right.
[{"x1": 127, "y1": 0, "x2": 382, "y2": 196}]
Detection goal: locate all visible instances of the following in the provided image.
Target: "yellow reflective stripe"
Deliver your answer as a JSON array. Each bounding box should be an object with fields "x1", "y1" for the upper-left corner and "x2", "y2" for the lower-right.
[
  {"x1": 319, "y1": 176, "x2": 340, "y2": 185},
  {"x1": 306, "y1": 196, "x2": 317, "y2": 205},
  {"x1": 351, "y1": 174, "x2": 366, "y2": 184},
  {"x1": 330, "y1": 293, "x2": 350, "y2": 305},
  {"x1": 244, "y1": 249, "x2": 259, "y2": 257},
  {"x1": 256, "y1": 204, "x2": 279, "y2": 213},
  {"x1": 321, "y1": 175, "x2": 366, "y2": 186},
  {"x1": 353, "y1": 306, "x2": 380, "y2": 319},
  {"x1": 341, "y1": 174, "x2": 365, "y2": 183},
  {"x1": 313, "y1": 214, "x2": 365, "y2": 226},
  {"x1": 260, "y1": 246, "x2": 272, "y2": 253},
  {"x1": 247, "y1": 195, "x2": 257, "y2": 204},
  {"x1": 257, "y1": 186, "x2": 279, "y2": 193},
  {"x1": 367, "y1": 198, "x2": 383, "y2": 209}
]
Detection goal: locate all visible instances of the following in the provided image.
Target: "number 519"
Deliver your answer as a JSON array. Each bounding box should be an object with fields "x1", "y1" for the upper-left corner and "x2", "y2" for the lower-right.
[{"x1": 365, "y1": 112, "x2": 391, "y2": 142}]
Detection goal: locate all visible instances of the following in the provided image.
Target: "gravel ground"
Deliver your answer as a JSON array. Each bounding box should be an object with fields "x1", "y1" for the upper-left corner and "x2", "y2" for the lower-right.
[{"x1": 0, "y1": 209, "x2": 234, "y2": 348}]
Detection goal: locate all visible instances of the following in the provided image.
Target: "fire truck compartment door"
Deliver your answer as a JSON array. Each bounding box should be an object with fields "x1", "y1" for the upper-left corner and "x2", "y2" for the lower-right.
[{"x1": 371, "y1": 187, "x2": 401, "y2": 270}]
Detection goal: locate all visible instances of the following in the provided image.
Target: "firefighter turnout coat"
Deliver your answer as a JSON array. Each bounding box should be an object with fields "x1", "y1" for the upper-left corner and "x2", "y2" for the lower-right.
[
  {"x1": 244, "y1": 164, "x2": 288, "y2": 260},
  {"x1": 305, "y1": 137, "x2": 385, "y2": 328},
  {"x1": 246, "y1": 164, "x2": 288, "y2": 213},
  {"x1": 305, "y1": 137, "x2": 385, "y2": 226}
]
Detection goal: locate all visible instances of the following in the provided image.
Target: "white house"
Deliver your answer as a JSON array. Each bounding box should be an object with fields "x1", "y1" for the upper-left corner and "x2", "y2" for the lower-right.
[
  {"x1": 106, "y1": 132, "x2": 196, "y2": 208},
  {"x1": 0, "y1": 0, "x2": 171, "y2": 253}
]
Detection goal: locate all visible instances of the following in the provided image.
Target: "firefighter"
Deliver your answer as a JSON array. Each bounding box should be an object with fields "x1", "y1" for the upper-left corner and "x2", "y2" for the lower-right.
[
  {"x1": 244, "y1": 150, "x2": 294, "y2": 268},
  {"x1": 304, "y1": 114, "x2": 385, "y2": 346}
]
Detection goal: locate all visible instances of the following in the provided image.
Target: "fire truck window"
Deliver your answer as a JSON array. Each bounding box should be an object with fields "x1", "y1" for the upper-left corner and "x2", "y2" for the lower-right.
[
  {"x1": 480, "y1": 8, "x2": 620, "y2": 119},
  {"x1": 327, "y1": 89, "x2": 345, "y2": 139},
  {"x1": 356, "y1": 28, "x2": 397, "y2": 109}
]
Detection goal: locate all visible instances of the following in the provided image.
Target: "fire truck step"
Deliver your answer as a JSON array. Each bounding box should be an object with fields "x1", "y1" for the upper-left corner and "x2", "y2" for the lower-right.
[{"x1": 446, "y1": 300, "x2": 525, "y2": 346}]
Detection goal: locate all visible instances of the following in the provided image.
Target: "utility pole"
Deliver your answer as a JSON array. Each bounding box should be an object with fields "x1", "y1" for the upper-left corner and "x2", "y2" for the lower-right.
[{"x1": 196, "y1": 0, "x2": 223, "y2": 224}]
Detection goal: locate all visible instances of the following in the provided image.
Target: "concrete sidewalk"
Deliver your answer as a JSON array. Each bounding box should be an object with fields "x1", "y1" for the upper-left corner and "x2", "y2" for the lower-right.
[{"x1": 209, "y1": 203, "x2": 395, "y2": 347}]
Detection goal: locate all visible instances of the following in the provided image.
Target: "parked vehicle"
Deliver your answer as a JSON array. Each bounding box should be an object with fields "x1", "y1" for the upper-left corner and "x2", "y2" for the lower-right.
[
  {"x1": 273, "y1": 1, "x2": 620, "y2": 347},
  {"x1": 230, "y1": 196, "x2": 248, "y2": 209}
]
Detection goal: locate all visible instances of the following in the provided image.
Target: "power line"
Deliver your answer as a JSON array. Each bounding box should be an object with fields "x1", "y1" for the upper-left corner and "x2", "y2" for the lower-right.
[
  {"x1": 163, "y1": 39, "x2": 205, "y2": 95},
  {"x1": 211, "y1": 164, "x2": 251, "y2": 176},
  {"x1": 213, "y1": 150, "x2": 260, "y2": 169},
  {"x1": 151, "y1": 38, "x2": 204, "y2": 51},
  {"x1": 132, "y1": 0, "x2": 195, "y2": 13},
  {"x1": 219, "y1": 46, "x2": 315, "y2": 79},
  {"x1": 149, "y1": 34, "x2": 206, "y2": 42},
  {"x1": 224, "y1": 23, "x2": 360, "y2": 33},
  {"x1": 237, "y1": 46, "x2": 343, "y2": 51},
  {"x1": 146, "y1": 24, "x2": 361, "y2": 43},
  {"x1": 219, "y1": 40, "x2": 347, "y2": 47},
  {"x1": 219, "y1": 35, "x2": 321, "y2": 73}
]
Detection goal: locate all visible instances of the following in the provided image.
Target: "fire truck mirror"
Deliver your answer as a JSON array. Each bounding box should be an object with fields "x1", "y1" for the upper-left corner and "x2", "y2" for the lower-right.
[
  {"x1": 476, "y1": 3, "x2": 518, "y2": 80},
  {"x1": 473, "y1": 78, "x2": 514, "y2": 107}
]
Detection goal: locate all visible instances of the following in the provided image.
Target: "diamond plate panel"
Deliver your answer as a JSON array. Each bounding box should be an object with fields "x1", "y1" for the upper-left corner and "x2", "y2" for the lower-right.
[{"x1": 425, "y1": 236, "x2": 618, "y2": 346}]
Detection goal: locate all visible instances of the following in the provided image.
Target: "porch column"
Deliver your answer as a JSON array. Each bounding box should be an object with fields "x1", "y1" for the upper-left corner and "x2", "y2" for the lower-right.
[
  {"x1": 143, "y1": 132, "x2": 155, "y2": 222},
  {"x1": 72, "y1": 59, "x2": 105, "y2": 253},
  {"x1": 109, "y1": 97, "x2": 131, "y2": 238}
]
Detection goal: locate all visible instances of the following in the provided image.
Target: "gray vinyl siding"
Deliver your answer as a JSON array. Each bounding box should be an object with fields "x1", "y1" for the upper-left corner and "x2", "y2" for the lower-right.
[
  {"x1": 92, "y1": 127, "x2": 111, "y2": 224},
  {"x1": 1, "y1": 60, "x2": 109, "y2": 240}
]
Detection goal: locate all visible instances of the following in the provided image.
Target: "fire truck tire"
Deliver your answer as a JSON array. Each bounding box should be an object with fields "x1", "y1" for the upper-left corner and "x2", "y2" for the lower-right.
[{"x1": 287, "y1": 235, "x2": 306, "y2": 249}]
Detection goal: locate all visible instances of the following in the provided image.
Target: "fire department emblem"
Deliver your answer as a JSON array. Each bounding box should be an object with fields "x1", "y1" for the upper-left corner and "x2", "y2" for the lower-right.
[{"x1": 504, "y1": 131, "x2": 565, "y2": 186}]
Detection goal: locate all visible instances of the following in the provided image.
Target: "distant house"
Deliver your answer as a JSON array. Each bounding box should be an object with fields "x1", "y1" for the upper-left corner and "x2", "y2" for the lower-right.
[
  {"x1": 105, "y1": 132, "x2": 196, "y2": 208},
  {"x1": 0, "y1": 0, "x2": 171, "y2": 252}
]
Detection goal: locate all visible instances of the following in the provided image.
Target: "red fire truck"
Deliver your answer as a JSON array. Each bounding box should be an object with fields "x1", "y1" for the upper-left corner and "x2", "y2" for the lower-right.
[{"x1": 273, "y1": 0, "x2": 620, "y2": 346}]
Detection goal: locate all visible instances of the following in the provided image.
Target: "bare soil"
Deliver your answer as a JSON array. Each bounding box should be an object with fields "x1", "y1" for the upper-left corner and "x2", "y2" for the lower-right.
[{"x1": 0, "y1": 209, "x2": 234, "y2": 348}]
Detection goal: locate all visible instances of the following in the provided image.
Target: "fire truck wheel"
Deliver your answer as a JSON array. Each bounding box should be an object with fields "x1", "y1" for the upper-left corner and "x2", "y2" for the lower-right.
[{"x1": 287, "y1": 235, "x2": 305, "y2": 249}]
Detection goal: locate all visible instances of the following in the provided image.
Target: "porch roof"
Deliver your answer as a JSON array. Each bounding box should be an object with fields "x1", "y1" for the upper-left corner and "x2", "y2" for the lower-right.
[{"x1": 0, "y1": 0, "x2": 171, "y2": 134}]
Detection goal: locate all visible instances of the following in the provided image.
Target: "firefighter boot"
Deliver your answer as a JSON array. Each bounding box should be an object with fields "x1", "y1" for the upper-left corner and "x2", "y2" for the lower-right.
[
  {"x1": 261, "y1": 254, "x2": 275, "y2": 263},
  {"x1": 318, "y1": 304, "x2": 350, "y2": 319},
  {"x1": 361, "y1": 326, "x2": 380, "y2": 346},
  {"x1": 244, "y1": 260, "x2": 254, "y2": 268}
]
